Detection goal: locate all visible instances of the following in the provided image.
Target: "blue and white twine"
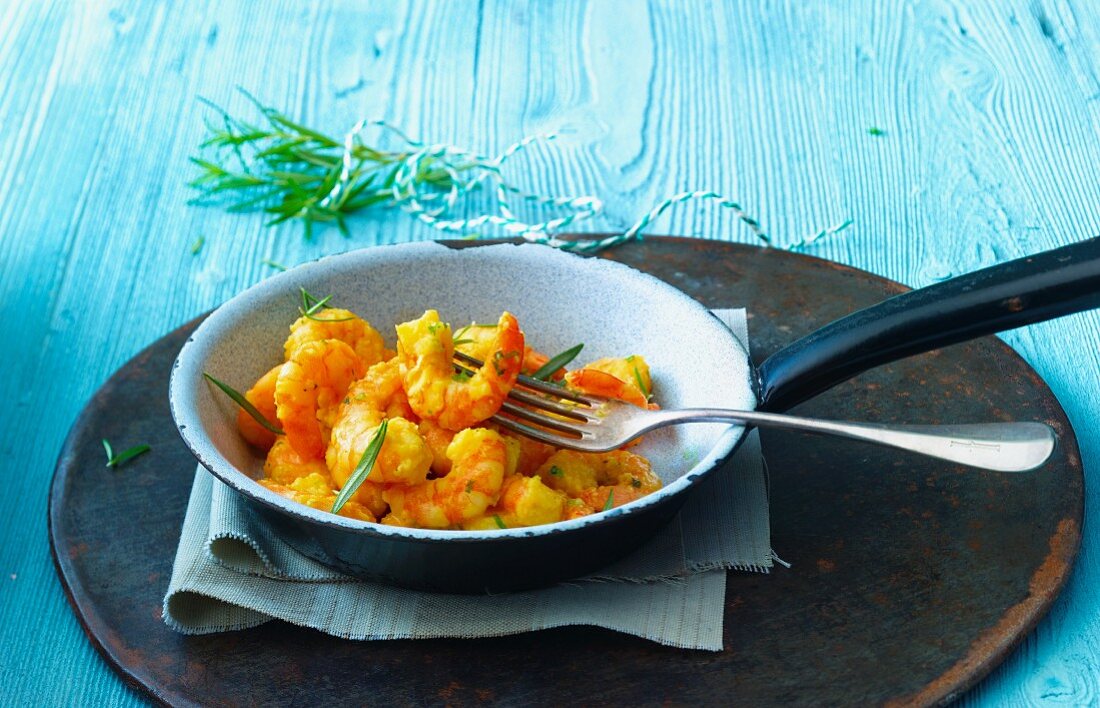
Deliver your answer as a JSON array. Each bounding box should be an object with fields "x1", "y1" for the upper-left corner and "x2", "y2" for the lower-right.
[{"x1": 321, "y1": 120, "x2": 770, "y2": 253}]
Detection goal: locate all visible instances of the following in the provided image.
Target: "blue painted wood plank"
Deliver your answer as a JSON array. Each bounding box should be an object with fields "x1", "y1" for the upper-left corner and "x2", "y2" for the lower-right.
[{"x1": 2, "y1": 1, "x2": 1100, "y2": 704}]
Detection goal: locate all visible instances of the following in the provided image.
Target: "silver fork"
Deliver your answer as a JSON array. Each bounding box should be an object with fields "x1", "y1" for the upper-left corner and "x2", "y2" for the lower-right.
[{"x1": 454, "y1": 353, "x2": 1056, "y2": 473}]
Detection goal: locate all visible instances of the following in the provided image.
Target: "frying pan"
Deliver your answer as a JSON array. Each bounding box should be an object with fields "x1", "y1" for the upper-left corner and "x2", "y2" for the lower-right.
[{"x1": 170, "y1": 237, "x2": 1100, "y2": 593}]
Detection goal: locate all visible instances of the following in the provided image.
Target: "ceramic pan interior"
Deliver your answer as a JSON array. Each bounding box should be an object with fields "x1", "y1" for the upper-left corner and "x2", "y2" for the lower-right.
[{"x1": 170, "y1": 241, "x2": 756, "y2": 540}]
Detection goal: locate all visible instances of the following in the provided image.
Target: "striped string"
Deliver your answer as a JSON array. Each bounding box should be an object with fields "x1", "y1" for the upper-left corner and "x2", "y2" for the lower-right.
[{"x1": 320, "y1": 122, "x2": 774, "y2": 253}]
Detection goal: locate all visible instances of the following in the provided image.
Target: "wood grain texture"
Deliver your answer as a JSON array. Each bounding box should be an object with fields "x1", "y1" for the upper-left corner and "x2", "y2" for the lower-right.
[{"x1": 3, "y1": 0, "x2": 1100, "y2": 704}]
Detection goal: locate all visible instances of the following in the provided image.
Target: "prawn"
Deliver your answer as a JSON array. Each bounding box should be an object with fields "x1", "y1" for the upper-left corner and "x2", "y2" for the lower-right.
[
  {"x1": 342, "y1": 358, "x2": 415, "y2": 420},
  {"x1": 493, "y1": 426, "x2": 556, "y2": 476},
  {"x1": 284, "y1": 308, "x2": 386, "y2": 366},
  {"x1": 275, "y1": 338, "x2": 364, "y2": 460},
  {"x1": 383, "y1": 428, "x2": 507, "y2": 529},
  {"x1": 536, "y1": 449, "x2": 662, "y2": 497},
  {"x1": 259, "y1": 472, "x2": 376, "y2": 522},
  {"x1": 536, "y1": 448, "x2": 661, "y2": 514},
  {"x1": 237, "y1": 364, "x2": 282, "y2": 450},
  {"x1": 463, "y1": 474, "x2": 567, "y2": 529},
  {"x1": 418, "y1": 418, "x2": 456, "y2": 476},
  {"x1": 328, "y1": 414, "x2": 432, "y2": 487},
  {"x1": 564, "y1": 355, "x2": 652, "y2": 408},
  {"x1": 264, "y1": 436, "x2": 331, "y2": 485},
  {"x1": 396, "y1": 310, "x2": 524, "y2": 431},
  {"x1": 451, "y1": 321, "x2": 501, "y2": 360}
]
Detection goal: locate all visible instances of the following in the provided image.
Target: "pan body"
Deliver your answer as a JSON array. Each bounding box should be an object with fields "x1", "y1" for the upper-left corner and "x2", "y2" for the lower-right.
[{"x1": 170, "y1": 241, "x2": 755, "y2": 592}]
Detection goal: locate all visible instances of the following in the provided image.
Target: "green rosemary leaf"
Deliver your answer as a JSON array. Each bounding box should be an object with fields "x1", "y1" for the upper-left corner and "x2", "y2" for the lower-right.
[
  {"x1": 341, "y1": 191, "x2": 394, "y2": 212},
  {"x1": 264, "y1": 211, "x2": 300, "y2": 227},
  {"x1": 632, "y1": 366, "x2": 650, "y2": 400},
  {"x1": 254, "y1": 136, "x2": 310, "y2": 159},
  {"x1": 203, "y1": 372, "x2": 285, "y2": 434},
  {"x1": 269, "y1": 114, "x2": 342, "y2": 148},
  {"x1": 341, "y1": 173, "x2": 377, "y2": 202},
  {"x1": 297, "y1": 288, "x2": 355, "y2": 322},
  {"x1": 451, "y1": 369, "x2": 474, "y2": 383},
  {"x1": 212, "y1": 129, "x2": 272, "y2": 146},
  {"x1": 493, "y1": 514, "x2": 507, "y2": 529},
  {"x1": 492, "y1": 349, "x2": 521, "y2": 376},
  {"x1": 299, "y1": 287, "x2": 321, "y2": 310},
  {"x1": 603, "y1": 489, "x2": 615, "y2": 511},
  {"x1": 302, "y1": 291, "x2": 333, "y2": 315},
  {"x1": 103, "y1": 440, "x2": 152, "y2": 468},
  {"x1": 266, "y1": 171, "x2": 325, "y2": 188},
  {"x1": 189, "y1": 156, "x2": 230, "y2": 175},
  {"x1": 352, "y1": 144, "x2": 394, "y2": 163},
  {"x1": 208, "y1": 175, "x2": 268, "y2": 191},
  {"x1": 378, "y1": 171, "x2": 397, "y2": 193},
  {"x1": 451, "y1": 338, "x2": 473, "y2": 347},
  {"x1": 305, "y1": 309, "x2": 355, "y2": 323},
  {"x1": 190, "y1": 236, "x2": 205, "y2": 255},
  {"x1": 548, "y1": 465, "x2": 563, "y2": 477},
  {"x1": 262, "y1": 259, "x2": 287, "y2": 271},
  {"x1": 226, "y1": 190, "x2": 284, "y2": 213},
  {"x1": 868, "y1": 126, "x2": 885, "y2": 136},
  {"x1": 189, "y1": 91, "x2": 483, "y2": 239},
  {"x1": 110, "y1": 444, "x2": 151, "y2": 467},
  {"x1": 332, "y1": 419, "x2": 388, "y2": 513},
  {"x1": 532, "y1": 343, "x2": 584, "y2": 380}
]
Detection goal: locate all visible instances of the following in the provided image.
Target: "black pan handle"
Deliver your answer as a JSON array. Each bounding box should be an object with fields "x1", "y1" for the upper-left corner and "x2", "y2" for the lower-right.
[{"x1": 756, "y1": 237, "x2": 1100, "y2": 412}]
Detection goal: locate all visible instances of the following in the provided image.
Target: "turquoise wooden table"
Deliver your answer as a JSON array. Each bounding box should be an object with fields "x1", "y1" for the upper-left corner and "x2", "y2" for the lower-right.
[{"x1": 5, "y1": 1, "x2": 1100, "y2": 704}]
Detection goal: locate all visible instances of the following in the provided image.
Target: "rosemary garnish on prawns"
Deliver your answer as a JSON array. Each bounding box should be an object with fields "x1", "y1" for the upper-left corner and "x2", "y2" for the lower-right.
[
  {"x1": 298, "y1": 288, "x2": 354, "y2": 322},
  {"x1": 531, "y1": 343, "x2": 584, "y2": 380},
  {"x1": 332, "y1": 419, "x2": 388, "y2": 514},
  {"x1": 203, "y1": 372, "x2": 284, "y2": 434}
]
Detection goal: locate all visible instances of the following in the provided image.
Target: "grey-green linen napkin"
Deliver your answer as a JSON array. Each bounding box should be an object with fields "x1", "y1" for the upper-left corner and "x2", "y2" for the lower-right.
[{"x1": 163, "y1": 309, "x2": 775, "y2": 651}]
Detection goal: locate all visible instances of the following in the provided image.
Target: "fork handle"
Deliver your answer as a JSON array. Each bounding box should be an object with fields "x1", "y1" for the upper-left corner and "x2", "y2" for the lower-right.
[
  {"x1": 644, "y1": 409, "x2": 1055, "y2": 472},
  {"x1": 756, "y1": 237, "x2": 1100, "y2": 412}
]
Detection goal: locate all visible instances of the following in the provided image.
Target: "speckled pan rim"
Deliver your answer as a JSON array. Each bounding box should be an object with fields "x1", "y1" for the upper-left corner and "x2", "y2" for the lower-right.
[{"x1": 169, "y1": 240, "x2": 753, "y2": 543}]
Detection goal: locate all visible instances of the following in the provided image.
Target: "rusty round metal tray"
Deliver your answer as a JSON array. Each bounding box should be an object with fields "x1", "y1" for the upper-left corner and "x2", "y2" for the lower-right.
[{"x1": 49, "y1": 237, "x2": 1081, "y2": 706}]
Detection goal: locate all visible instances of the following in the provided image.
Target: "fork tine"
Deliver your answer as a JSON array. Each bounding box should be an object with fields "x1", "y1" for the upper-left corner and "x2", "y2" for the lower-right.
[
  {"x1": 505, "y1": 387, "x2": 595, "y2": 421},
  {"x1": 489, "y1": 415, "x2": 595, "y2": 450},
  {"x1": 454, "y1": 359, "x2": 594, "y2": 420},
  {"x1": 454, "y1": 351, "x2": 594, "y2": 404},
  {"x1": 498, "y1": 401, "x2": 592, "y2": 435}
]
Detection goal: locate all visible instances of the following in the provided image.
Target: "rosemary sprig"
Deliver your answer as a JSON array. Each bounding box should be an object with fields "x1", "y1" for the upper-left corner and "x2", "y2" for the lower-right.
[
  {"x1": 102, "y1": 439, "x2": 151, "y2": 468},
  {"x1": 531, "y1": 343, "x2": 584, "y2": 380},
  {"x1": 603, "y1": 489, "x2": 615, "y2": 511},
  {"x1": 188, "y1": 90, "x2": 471, "y2": 238},
  {"x1": 332, "y1": 419, "x2": 388, "y2": 513},
  {"x1": 203, "y1": 372, "x2": 285, "y2": 434},
  {"x1": 298, "y1": 287, "x2": 354, "y2": 322},
  {"x1": 493, "y1": 514, "x2": 507, "y2": 529}
]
